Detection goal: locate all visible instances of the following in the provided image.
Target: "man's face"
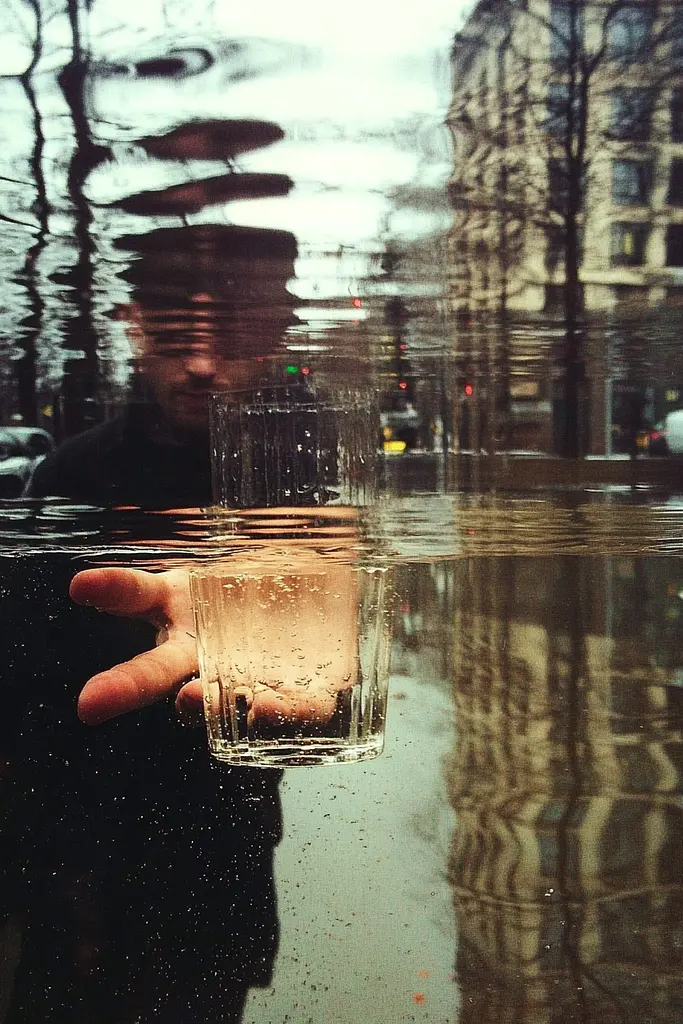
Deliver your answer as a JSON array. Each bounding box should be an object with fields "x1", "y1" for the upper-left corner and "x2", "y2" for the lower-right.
[{"x1": 130, "y1": 294, "x2": 278, "y2": 433}]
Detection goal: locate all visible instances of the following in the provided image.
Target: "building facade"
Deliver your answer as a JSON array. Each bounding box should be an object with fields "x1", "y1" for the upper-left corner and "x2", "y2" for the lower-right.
[{"x1": 448, "y1": 0, "x2": 683, "y2": 315}]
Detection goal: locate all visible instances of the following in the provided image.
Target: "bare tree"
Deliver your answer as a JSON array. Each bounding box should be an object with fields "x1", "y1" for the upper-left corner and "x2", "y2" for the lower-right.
[{"x1": 448, "y1": 0, "x2": 683, "y2": 456}]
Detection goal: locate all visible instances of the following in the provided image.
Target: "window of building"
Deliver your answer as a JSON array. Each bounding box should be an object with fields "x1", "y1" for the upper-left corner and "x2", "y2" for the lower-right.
[
  {"x1": 666, "y1": 225, "x2": 683, "y2": 266},
  {"x1": 546, "y1": 225, "x2": 564, "y2": 272},
  {"x1": 601, "y1": 786, "x2": 649, "y2": 889},
  {"x1": 672, "y1": 89, "x2": 683, "y2": 143},
  {"x1": 611, "y1": 160, "x2": 652, "y2": 206},
  {"x1": 549, "y1": 159, "x2": 585, "y2": 212},
  {"x1": 670, "y1": 9, "x2": 683, "y2": 67},
  {"x1": 606, "y1": 4, "x2": 653, "y2": 62},
  {"x1": 668, "y1": 159, "x2": 683, "y2": 204},
  {"x1": 547, "y1": 83, "x2": 567, "y2": 136},
  {"x1": 547, "y1": 82, "x2": 582, "y2": 137},
  {"x1": 610, "y1": 89, "x2": 654, "y2": 142},
  {"x1": 611, "y1": 223, "x2": 648, "y2": 266},
  {"x1": 514, "y1": 103, "x2": 525, "y2": 145},
  {"x1": 549, "y1": 160, "x2": 568, "y2": 212},
  {"x1": 550, "y1": 1, "x2": 584, "y2": 69},
  {"x1": 545, "y1": 284, "x2": 565, "y2": 312}
]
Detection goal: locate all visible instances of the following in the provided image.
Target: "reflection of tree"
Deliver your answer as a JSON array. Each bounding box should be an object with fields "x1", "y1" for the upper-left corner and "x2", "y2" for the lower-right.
[
  {"x1": 1, "y1": 0, "x2": 107, "y2": 433},
  {"x1": 447, "y1": 553, "x2": 683, "y2": 1022},
  {"x1": 55, "y1": 0, "x2": 108, "y2": 435},
  {"x1": 1, "y1": 0, "x2": 246, "y2": 434},
  {"x1": 16, "y1": 0, "x2": 49, "y2": 425}
]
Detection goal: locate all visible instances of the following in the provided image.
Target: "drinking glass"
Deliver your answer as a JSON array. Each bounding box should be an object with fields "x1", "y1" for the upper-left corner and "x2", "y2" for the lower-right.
[{"x1": 190, "y1": 386, "x2": 394, "y2": 766}]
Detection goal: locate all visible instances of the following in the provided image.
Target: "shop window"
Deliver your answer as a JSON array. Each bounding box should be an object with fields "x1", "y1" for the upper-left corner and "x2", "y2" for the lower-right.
[
  {"x1": 611, "y1": 223, "x2": 648, "y2": 266},
  {"x1": 611, "y1": 160, "x2": 651, "y2": 206},
  {"x1": 610, "y1": 89, "x2": 654, "y2": 142}
]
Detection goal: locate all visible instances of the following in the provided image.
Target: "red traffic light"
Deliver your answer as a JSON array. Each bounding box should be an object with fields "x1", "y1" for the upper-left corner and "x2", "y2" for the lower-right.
[{"x1": 463, "y1": 382, "x2": 473, "y2": 397}]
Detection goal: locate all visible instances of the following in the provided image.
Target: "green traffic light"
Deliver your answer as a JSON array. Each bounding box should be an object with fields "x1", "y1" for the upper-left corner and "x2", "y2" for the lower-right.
[{"x1": 285, "y1": 364, "x2": 298, "y2": 374}]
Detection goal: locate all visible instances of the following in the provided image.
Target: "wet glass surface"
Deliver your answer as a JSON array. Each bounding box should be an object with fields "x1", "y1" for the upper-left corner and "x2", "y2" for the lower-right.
[{"x1": 1, "y1": 1, "x2": 683, "y2": 1022}]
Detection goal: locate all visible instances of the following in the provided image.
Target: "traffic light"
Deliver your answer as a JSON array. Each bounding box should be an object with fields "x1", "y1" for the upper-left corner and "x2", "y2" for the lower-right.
[
  {"x1": 463, "y1": 381, "x2": 474, "y2": 398},
  {"x1": 285, "y1": 364, "x2": 311, "y2": 379}
]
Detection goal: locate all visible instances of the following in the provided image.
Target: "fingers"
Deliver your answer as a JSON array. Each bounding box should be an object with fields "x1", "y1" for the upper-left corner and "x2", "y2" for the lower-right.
[
  {"x1": 175, "y1": 679, "x2": 204, "y2": 727},
  {"x1": 70, "y1": 567, "x2": 170, "y2": 626},
  {"x1": 241, "y1": 684, "x2": 339, "y2": 727},
  {"x1": 77, "y1": 639, "x2": 197, "y2": 725},
  {"x1": 70, "y1": 568, "x2": 344, "y2": 731},
  {"x1": 72, "y1": 567, "x2": 199, "y2": 725}
]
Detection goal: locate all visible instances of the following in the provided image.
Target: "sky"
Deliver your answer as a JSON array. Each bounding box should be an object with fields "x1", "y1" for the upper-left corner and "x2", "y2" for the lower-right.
[
  {"x1": 90, "y1": 0, "x2": 471, "y2": 54},
  {"x1": 1, "y1": 0, "x2": 472, "y2": 75}
]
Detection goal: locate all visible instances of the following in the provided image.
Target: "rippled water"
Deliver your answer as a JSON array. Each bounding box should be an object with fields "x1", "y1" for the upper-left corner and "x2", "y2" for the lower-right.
[{"x1": 3, "y1": 487, "x2": 683, "y2": 560}]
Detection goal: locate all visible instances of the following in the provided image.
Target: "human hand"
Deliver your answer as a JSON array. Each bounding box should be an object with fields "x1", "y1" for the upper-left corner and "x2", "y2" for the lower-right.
[
  {"x1": 70, "y1": 567, "x2": 203, "y2": 725},
  {"x1": 70, "y1": 565, "x2": 352, "y2": 729}
]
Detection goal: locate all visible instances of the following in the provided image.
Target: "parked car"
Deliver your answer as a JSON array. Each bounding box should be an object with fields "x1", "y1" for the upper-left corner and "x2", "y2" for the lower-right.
[
  {"x1": 380, "y1": 404, "x2": 421, "y2": 454},
  {"x1": 640, "y1": 410, "x2": 683, "y2": 457},
  {"x1": 0, "y1": 427, "x2": 54, "y2": 497}
]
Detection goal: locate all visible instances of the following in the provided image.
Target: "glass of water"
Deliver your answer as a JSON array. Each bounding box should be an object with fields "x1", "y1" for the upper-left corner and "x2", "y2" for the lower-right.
[{"x1": 190, "y1": 386, "x2": 394, "y2": 767}]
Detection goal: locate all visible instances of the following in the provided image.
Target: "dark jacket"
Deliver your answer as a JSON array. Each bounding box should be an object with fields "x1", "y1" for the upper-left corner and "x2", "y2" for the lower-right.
[
  {"x1": 3, "y1": 405, "x2": 281, "y2": 1023},
  {"x1": 29, "y1": 403, "x2": 213, "y2": 508}
]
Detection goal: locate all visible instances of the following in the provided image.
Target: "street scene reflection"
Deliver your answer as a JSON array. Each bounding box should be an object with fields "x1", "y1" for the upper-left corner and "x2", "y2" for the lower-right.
[{"x1": 448, "y1": 549, "x2": 683, "y2": 1023}]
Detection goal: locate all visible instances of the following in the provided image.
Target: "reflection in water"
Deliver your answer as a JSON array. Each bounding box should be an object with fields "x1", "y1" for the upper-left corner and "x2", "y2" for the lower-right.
[
  {"x1": 0, "y1": 213, "x2": 307, "y2": 1019},
  {"x1": 0, "y1": 505, "x2": 682, "y2": 1020},
  {"x1": 3, "y1": 1, "x2": 683, "y2": 465},
  {"x1": 0, "y1": 1, "x2": 448, "y2": 441},
  {"x1": 447, "y1": 554, "x2": 683, "y2": 1023}
]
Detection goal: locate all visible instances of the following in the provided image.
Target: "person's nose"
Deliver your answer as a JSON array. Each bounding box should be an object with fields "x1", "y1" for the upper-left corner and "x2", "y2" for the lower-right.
[{"x1": 185, "y1": 349, "x2": 218, "y2": 381}]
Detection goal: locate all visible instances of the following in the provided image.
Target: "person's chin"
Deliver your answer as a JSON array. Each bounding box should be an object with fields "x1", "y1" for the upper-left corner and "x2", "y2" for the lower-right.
[{"x1": 173, "y1": 396, "x2": 210, "y2": 433}]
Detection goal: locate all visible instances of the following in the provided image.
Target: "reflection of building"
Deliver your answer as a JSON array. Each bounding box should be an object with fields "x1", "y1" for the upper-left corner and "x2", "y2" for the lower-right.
[
  {"x1": 447, "y1": 552, "x2": 683, "y2": 1022},
  {"x1": 448, "y1": 0, "x2": 683, "y2": 314}
]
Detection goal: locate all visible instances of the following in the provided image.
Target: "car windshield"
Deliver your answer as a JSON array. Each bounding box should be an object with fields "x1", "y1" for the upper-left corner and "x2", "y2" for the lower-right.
[{"x1": 0, "y1": 432, "x2": 24, "y2": 458}]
